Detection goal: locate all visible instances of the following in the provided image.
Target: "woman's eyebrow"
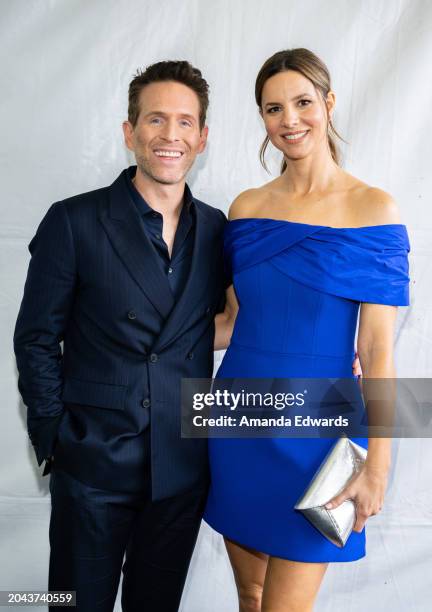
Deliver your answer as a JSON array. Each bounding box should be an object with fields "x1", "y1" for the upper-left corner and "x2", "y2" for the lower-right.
[{"x1": 264, "y1": 93, "x2": 311, "y2": 107}]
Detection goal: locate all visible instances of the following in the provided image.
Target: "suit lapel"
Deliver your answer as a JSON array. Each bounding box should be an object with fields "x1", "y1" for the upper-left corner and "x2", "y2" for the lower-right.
[
  {"x1": 99, "y1": 170, "x2": 175, "y2": 319},
  {"x1": 154, "y1": 202, "x2": 214, "y2": 352}
]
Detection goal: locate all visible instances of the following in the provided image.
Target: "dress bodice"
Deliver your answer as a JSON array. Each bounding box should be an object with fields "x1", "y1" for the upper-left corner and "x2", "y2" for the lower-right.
[{"x1": 225, "y1": 219, "x2": 410, "y2": 360}]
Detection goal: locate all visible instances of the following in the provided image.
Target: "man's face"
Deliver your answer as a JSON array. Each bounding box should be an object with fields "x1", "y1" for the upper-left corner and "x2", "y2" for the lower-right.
[{"x1": 123, "y1": 81, "x2": 208, "y2": 185}]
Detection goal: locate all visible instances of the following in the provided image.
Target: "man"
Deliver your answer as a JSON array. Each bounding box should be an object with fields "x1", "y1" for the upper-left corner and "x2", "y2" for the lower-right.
[{"x1": 14, "y1": 60, "x2": 226, "y2": 611}]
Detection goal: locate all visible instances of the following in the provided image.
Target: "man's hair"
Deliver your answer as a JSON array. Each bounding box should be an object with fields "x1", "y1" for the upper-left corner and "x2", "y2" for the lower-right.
[{"x1": 128, "y1": 60, "x2": 209, "y2": 129}]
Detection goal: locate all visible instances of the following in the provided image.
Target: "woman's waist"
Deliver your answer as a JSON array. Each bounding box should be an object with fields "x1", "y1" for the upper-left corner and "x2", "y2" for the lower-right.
[
  {"x1": 231, "y1": 317, "x2": 357, "y2": 357},
  {"x1": 228, "y1": 340, "x2": 355, "y2": 360},
  {"x1": 217, "y1": 341, "x2": 356, "y2": 378}
]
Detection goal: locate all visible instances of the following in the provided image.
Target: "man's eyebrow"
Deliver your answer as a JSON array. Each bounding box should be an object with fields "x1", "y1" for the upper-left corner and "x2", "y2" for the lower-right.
[
  {"x1": 143, "y1": 111, "x2": 197, "y2": 121},
  {"x1": 264, "y1": 93, "x2": 312, "y2": 107},
  {"x1": 178, "y1": 113, "x2": 197, "y2": 121}
]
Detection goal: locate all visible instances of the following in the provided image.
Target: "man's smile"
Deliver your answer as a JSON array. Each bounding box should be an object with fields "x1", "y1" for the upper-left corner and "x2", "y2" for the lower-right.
[{"x1": 152, "y1": 148, "x2": 185, "y2": 162}]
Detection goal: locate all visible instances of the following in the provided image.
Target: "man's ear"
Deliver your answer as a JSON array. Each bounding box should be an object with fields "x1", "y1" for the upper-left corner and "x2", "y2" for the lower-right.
[
  {"x1": 122, "y1": 120, "x2": 135, "y2": 152},
  {"x1": 198, "y1": 125, "x2": 209, "y2": 154}
]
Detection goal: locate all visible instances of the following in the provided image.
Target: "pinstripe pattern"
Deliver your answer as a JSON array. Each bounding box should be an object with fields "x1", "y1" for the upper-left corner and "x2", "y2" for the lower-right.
[{"x1": 14, "y1": 168, "x2": 226, "y2": 500}]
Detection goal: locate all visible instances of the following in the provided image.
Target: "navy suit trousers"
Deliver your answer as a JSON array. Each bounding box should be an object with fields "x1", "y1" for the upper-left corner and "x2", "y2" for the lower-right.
[{"x1": 48, "y1": 460, "x2": 208, "y2": 611}]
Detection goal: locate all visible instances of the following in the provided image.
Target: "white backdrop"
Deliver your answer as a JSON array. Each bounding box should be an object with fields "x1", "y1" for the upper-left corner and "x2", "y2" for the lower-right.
[{"x1": 1, "y1": 0, "x2": 431, "y2": 610}]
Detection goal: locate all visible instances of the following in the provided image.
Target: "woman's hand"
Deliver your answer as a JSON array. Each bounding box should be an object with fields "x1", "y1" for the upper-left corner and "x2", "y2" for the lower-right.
[
  {"x1": 324, "y1": 465, "x2": 389, "y2": 532},
  {"x1": 352, "y1": 351, "x2": 362, "y2": 377}
]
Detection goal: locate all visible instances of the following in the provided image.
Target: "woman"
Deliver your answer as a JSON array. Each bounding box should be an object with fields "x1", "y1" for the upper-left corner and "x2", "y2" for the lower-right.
[{"x1": 205, "y1": 48, "x2": 410, "y2": 611}]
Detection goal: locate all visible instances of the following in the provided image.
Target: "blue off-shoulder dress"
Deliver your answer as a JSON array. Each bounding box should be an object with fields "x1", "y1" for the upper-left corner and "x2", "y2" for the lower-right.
[{"x1": 204, "y1": 219, "x2": 410, "y2": 562}]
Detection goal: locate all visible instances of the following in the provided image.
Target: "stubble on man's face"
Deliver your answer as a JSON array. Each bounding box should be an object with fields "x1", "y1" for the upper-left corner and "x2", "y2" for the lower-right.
[
  {"x1": 134, "y1": 145, "x2": 195, "y2": 186},
  {"x1": 127, "y1": 81, "x2": 207, "y2": 186}
]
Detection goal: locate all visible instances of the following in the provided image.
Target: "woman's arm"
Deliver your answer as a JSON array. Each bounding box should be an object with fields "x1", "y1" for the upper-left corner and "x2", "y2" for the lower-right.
[
  {"x1": 213, "y1": 191, "x2": 256, "y2": 351},
  {"x1": 214, "y1": 285, "x2": 239, "y2": 350},
  {"x1": 357, "y1": 303, "x2": 398, "y2": 473},
  {"x1": 325, "y1": 303, "x2": 398, "y2": 531},
  {"x1": 323, "y1": 185, "x2": 402, "y2": 529}
]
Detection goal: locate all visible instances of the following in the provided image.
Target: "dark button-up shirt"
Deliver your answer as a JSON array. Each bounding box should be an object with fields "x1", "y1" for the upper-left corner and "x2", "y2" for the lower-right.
[{"x1": 125, "y1": 167, "x2": 195, "y2": 302}]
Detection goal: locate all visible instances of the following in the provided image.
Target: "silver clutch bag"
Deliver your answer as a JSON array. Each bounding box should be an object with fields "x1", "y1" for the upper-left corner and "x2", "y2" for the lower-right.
[{"x1": 294, "y1": 436, "x2": 367, "y2": 547}]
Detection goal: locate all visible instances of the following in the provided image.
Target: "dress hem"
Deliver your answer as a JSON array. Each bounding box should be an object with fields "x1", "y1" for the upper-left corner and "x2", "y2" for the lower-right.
[{"x1": 204, "y1": 517, "x2": 366, "y2": 564}]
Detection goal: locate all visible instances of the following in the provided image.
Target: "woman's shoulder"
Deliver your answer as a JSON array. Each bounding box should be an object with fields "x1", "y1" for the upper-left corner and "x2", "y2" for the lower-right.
[
  {"x1": 347, "y1": 179, "x2": 401, "y2": 226},
  {"x1": 228, "y1": 187, "x2": 271, "y2": 221}
]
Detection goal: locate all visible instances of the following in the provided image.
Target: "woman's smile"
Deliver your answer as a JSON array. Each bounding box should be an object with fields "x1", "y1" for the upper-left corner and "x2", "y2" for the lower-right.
[{"x1": 282, "y1": 129, "x2": 310, "y2": 143}]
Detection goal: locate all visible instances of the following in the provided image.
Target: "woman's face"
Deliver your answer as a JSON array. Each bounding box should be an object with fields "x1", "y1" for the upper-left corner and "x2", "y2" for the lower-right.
[{"x1": 260, "y1": 69, "x2": 335, "y2": 162}]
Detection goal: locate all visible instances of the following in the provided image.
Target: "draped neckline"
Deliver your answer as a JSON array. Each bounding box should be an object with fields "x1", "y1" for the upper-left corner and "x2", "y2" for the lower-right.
[
  {"x1": 224, "y1": 216, "x2": 410, "y2": 307},
  {"x1": 228, "y1": 217, "x2": 407, "y2": 232}
]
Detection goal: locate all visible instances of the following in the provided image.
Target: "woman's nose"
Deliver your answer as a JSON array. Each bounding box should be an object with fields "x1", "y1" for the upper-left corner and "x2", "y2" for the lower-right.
[{"x1": 281, "y1": 107, "x2": 299, "y2": 127}]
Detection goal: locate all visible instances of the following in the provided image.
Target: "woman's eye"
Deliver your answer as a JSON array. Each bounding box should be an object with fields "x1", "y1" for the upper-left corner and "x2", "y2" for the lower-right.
[
  {"x1": 267, "y1": 106, "x2": 281, "y2": 114},
  {"x1": 299, "y1": 99, "x2": 311, "y2": 107}
]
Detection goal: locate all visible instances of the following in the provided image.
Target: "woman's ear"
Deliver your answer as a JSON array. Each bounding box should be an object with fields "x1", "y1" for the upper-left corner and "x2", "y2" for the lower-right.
[{"x1": 326, "y1": 90, "x2": 336, "y2": 118}]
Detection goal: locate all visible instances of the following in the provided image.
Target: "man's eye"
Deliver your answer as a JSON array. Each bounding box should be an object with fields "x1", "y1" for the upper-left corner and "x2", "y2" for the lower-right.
[
  {"x1": 150, "y1": 117, "x2": 162, "y2": 124},
  {"x1": 180, "y1": 120, "x2": 192, "y2": 127}
]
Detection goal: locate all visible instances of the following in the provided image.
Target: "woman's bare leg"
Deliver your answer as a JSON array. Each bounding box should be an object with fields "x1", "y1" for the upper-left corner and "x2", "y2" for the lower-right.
[
  {"x1": 262, "y1": 557, "x2": 328, "y2": 612},
  {"x1": 225, "y1": 537, "x2": 269, "y2": 612}
]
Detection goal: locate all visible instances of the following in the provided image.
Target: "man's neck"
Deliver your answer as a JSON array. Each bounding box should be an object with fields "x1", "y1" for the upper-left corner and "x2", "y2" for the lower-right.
[{"x1": 132, "y1": 167, "x2": 186, "y2": 219}]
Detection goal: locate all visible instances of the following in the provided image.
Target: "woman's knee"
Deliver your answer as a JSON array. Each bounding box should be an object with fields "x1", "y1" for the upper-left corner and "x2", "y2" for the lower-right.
[{"x1": 238, "y1": 583, "x2": 263, "y2": 612}]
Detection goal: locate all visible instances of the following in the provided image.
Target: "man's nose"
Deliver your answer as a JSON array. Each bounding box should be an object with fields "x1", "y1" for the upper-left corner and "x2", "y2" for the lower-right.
[{"x1": 160, "y1": 118, "x2": 180, "y2": 141}]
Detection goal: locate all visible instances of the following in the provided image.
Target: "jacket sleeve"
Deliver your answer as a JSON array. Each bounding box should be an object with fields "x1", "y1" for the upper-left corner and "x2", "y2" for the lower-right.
[{"x1": 13, "y1": 201, "x2": 77, "y2": 466}]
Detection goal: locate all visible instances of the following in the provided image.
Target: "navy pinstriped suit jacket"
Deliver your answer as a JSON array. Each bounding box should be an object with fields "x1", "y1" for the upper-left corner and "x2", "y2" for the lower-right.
[{"x1": 14, "y1": 168, "x2": 226, "y2": 500}]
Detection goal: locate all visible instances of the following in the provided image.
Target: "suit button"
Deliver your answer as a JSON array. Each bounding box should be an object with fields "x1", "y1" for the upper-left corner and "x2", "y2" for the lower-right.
[
  {"x1": 128, "y1": 310, "x2": 137, "y2": 320},
  {"x1": 187, "y1": 352, "x2": 194, "y2": 360},
  {"x1": 142, "y1": 398, "x2": 151, "y2": 408},
  {"x1": 150, "y1": 353, "x2": 158, "y2": 363}
]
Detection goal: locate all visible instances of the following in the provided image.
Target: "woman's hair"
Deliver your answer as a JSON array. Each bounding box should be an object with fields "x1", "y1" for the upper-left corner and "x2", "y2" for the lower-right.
[{"x1": 255, "y1": 48, "x2": 346, "y2": 173}]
